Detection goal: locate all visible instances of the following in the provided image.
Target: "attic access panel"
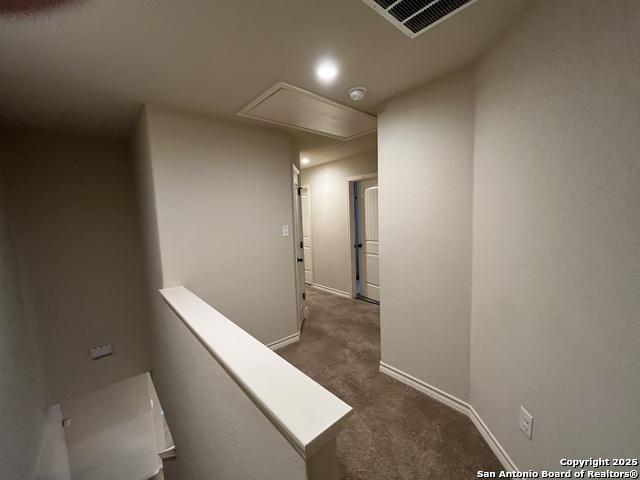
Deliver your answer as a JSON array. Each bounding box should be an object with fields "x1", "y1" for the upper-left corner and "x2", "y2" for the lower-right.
[
  {"x1": 237, "y1": 82, "x2": 377, "y2": 141},
  {"x1": 362, "y1": 0, "x2": 479, "y2": 38}
]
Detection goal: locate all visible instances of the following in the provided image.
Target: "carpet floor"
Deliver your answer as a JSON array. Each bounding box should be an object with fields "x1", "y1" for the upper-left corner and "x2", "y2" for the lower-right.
[{"x1": 278, "y1": 287, "x2": 502, "y2": 480}]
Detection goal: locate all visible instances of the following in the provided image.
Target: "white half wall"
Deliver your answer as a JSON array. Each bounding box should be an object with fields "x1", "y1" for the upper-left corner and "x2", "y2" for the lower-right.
[
  {"x1": 378, "y1": 68, "x2": 475, "y2": 402},
  {"x1": 155, "y1": 301, "x2": 308, "y2": 480},
  {"x1": 300, "y1": 152, "x2": 377, "y2": 295}
]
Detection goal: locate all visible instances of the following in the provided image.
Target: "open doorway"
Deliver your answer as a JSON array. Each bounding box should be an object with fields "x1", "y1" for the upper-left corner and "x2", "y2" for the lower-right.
[{"x1": 347, "y1": 173, "x2": 379, "y2": 304}]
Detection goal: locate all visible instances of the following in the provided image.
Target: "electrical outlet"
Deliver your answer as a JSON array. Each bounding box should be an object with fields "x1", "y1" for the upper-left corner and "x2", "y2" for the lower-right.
[
  {"x1": 90, "y1": 343, "x2": 113, "y2": 360},
  {"x1": 519, "y1": 406, "x2": 534, "y2": 439}
]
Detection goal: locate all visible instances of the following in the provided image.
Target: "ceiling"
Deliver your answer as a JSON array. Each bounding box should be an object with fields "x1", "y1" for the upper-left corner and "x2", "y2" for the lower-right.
[
  {"x1": 0, "y1": 0, "x2": 527, "y2": 167},
  {"x1": 296, "y1": 130, "x2": 378, "y2": 170}
]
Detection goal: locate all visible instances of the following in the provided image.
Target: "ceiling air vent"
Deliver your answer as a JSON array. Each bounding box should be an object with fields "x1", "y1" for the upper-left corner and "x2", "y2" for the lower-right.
[{"x1": 363, "y1": 0, "x2": 478, "y2": 38}]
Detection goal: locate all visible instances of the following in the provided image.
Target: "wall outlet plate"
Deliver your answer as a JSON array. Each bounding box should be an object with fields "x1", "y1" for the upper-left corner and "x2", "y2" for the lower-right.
[
  {"x1": 90, "y1": 343, "x2": 113, "y2": 360},
  {"x1": 519, "y1": 405, "x2": 534, "y2": 439},
  {"x1": 281, "y1": 224, "x2": 290, "y2": 237}
]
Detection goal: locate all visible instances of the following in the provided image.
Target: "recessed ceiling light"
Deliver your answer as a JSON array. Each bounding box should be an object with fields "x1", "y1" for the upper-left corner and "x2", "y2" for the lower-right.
[
  {"x1": 301, "y1": 157, "x2": 310, "y2": 165},
  {"x1": 316, "y1": 60, "x2": 338, "y2": 84}
]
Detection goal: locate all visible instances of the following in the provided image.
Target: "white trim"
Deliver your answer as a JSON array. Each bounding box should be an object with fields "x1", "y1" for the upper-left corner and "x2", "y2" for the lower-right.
[
  {"x1": 312, "y1": 284, "x2": 352, "y2": 299},
  {"x1": 267, "y1": 331, "x2": 301, "y2": 351},
  {"x1": 379, "y1": 362, "x2": 468, "y2": 415},
  {"x1": 345, "y1": 173, "x2": 378, "y2": 298},
  {"x1": 379, "y1": 361, "x2": 518, "y2": 472},
  {"x1": 300, "y1": 183, "x2": 314, "y2": 286},
  {"x1": 159, "y1": 286, "x2": 352, "y2": 459},
  {"x1": 292, "y1": 164, "x2": 305, "y2": 330},
  {"x1": 469, "y1": 406, "x2": 519, "y2": 473},
  {"x1": 237, "y1": 81, "x2": 377, "y2": 141}
]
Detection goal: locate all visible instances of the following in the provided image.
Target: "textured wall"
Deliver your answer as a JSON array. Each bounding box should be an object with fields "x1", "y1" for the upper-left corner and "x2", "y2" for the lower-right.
[
  {"x1": 33, "y1": 405, "x2": 71, "y2": 480},
  {"x1": 0, "y1": 176, "x2": 47, "y2": 479},
  {"x1": 300, "y1": 152, "x2": 377, "y2": 295},
  {"x1": 378, "y1": 0, "x2": 640, "y2": 470},
  {"x1": 1, "y1": 132, "x2": 151, "y2": 404},
  {"x1": 151, "y1": 302, "x2": 307, "y2": 480},
  {"x1": 136, "y1": 106, "x2": 307, "y2": 480},
  {"x1": 142, "y1": 106, "x2": 298, "y2": 345},
  {"x1": 378, "y1": 68, "x2": 475, "y2": 402},
  {"x1": 470, "y1": 0, "x2": 640, "y2": 469}
]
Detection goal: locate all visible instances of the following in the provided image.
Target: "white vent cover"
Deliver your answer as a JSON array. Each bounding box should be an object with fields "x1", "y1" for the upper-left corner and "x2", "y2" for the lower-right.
[
  {"x1": 237, "y1": 82, "x2": 377, "y2": 141},
  {"x1": 362, "y1": 0, "x2": 479, "y2": 38}
]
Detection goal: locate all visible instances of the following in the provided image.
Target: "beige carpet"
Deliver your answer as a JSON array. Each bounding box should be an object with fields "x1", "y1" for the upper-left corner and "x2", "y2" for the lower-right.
[{"x1": 278, "y1": 287, "x2": 502, "y2": 479}]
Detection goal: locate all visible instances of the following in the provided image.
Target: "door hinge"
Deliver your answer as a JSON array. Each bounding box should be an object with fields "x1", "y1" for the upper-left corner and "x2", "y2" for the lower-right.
[
  {"x1": 302, "y1": 292, "x2": 306, "y2": 300},
  {"x1": 300, "y1": 241, "x2": 303, "y2": 248},
  {"x1": 297, "y1": 187, "x2": 302, "y2": 195},
  {"x1": 356, "y1": 274, "x2": 360, "y2": 281}
]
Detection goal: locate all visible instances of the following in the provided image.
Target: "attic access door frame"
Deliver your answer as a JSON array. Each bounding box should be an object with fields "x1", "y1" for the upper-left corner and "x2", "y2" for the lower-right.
[
  {"x1": 346, "y1": 172, "x2": 379, "y2": 301},
  {"x1": 237, "y1": 82, "x2": 377, "y2": 141}
]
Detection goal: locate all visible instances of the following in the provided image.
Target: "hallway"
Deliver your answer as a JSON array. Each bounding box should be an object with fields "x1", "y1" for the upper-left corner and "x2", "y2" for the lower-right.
[{"x1": 279, "y1": 288, "x2": 501, "y2": 479}]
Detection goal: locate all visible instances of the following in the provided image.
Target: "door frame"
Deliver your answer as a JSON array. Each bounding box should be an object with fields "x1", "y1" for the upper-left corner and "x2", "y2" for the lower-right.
[
  {"x1": 292, "y1": 165, "x2": 306, "y2": 330},
  {"x1": 345, "y1": 172, "x2": 378, "y2": 299},
  {"x1": 300, "y1": 183, "x2": 313, "y2": 285}
]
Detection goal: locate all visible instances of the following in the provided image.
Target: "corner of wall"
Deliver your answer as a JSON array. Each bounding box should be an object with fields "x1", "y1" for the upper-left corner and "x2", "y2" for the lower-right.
[{"x1": 377, "y1": 66, "x2": 475, "y2": 403}]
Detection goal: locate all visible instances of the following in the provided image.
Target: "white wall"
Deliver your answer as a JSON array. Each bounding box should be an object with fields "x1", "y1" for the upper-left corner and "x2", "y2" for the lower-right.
[
  {"x1": 300, "y1": 152, "x2": 377, "y2": 295},
  {"x1": 153, "y1": 301, "x2": 307, "y2": 480},
  {"x1": 136, "y1": 106, "x2": 307, "y2": 480},
  {"x1": 0, "y1": 132, "x2": 151, "y2": 404},
  {"x1": 33, "y1": 405, "x2": 72, "y2": 480},
  {"x1": 378, "y1": 69, "x2": 475, "y2": 401},
  {"x1": 378, "y1": 0, "x2": 640, "y2": 470},
  {"x1": 143, "y1": 105, "x2": 298, "y2": 344},
  {"x1": 0, "y1": 178, "x2": 47, "y2": 479},
  {"x1": 470, "y1": 0, "x2": 640, "y2": 469}
]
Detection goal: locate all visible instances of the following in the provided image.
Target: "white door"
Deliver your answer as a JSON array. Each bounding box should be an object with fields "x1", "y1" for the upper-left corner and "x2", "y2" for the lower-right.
[
  {"x1": 300, "y1": 186, "x2": 313, "y2": 285},
  {"x1": 358, "y1": 179, "x2": 379, "y2": 302},
  {"x1": 292, "y1": 167, "x2": 306, "y2": 328}
]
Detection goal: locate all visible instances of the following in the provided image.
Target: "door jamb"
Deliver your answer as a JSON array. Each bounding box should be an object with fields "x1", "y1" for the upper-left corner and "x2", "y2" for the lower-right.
[
  {"x1": 292, "y1": 164, "x2": 305, "y2": 329},
  {"x1": 345, "y1": 172, "x2": 378, "y2": 299},
  {"x1": 300, "y1": 183, "x2": 313, "y2": 285}
]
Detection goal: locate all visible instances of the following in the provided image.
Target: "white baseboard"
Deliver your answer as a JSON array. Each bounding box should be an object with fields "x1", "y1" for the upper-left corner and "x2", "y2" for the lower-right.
[
  {"x1": 267, "y1": 331, "x2": 300, "y2": 351},
  {"x1": 379, "y1": 361, "x2": 518, "y2": 472},
  {"x1": 311, "y1": 283, "x2": 352, "y2": 299},
  {"x1": 469, "y1": 405, "x2": 518, "y2": 472},
  {"x1": 379, "y1": 362, "x2": 469, "y2": 415}
]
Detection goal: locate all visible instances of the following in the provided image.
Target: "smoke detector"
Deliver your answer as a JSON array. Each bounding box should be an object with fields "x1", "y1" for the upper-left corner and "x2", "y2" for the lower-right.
[{"x1": 349, "y1": 86, "x2": 367, "y2": 102}]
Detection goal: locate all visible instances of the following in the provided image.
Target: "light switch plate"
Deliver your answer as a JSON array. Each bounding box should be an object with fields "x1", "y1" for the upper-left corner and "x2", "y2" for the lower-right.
[
  {"x1": 281, "y1": 225, "x2": 290, "y2": 237},
  {"x1": 519, "y1": 405, "x2": 534, "y2": 439},
  {"x1": 90, "y1": 343, "x2": 113, "y2": 360}
]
